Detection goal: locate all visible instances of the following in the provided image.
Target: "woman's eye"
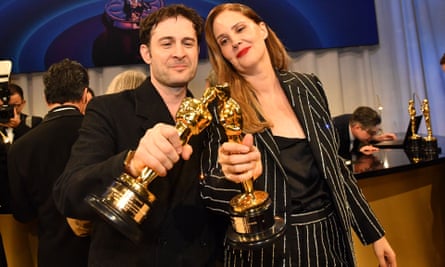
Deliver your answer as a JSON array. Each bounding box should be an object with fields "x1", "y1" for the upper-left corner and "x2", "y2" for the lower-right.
[
  {"x1": 236, "y1": 26, "x2": 245, "y2": 33},
  {"x1": 218, "y1": 38, "x2": 228, "y2": 46}
]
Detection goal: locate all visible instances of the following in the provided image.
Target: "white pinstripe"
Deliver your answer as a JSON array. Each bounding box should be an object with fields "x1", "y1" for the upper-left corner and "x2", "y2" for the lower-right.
[{"x1": 200, "y1": 71, "x2": 385, "y2": 266}]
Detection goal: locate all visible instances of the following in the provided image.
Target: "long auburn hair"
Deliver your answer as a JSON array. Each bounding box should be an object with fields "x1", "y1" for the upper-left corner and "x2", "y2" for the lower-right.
[{"x1": 205, "y1": 3, "x2": 290, "y2": 133}]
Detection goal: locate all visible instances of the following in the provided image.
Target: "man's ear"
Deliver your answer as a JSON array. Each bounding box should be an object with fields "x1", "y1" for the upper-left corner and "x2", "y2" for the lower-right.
[
  {"x1": 140, "y1": 44, "x2": 152, "y2": 65},
  {"x1": 82, "y1": 87, "x2": 88, "y2": 104}
]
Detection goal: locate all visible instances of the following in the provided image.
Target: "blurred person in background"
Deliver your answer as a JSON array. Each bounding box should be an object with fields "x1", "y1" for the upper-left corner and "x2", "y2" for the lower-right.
[
  {"x1": 0, "y1": 82, "x2": 42, "y2": 267},
  {"x1": 333, "y1": 106, "x2": 396, "y2": 158},
  {"x1": 8, "y1": 58, "x2": 91, "y2": 267},
  {"x1": 105, "y1": 69, "x2": 147, "y2": 94}
]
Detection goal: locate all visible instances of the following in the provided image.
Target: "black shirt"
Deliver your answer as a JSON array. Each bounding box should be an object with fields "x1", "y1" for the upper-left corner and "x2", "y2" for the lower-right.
[{"x1": 274, "y1": 136, "x2": 331, "y2": 213}]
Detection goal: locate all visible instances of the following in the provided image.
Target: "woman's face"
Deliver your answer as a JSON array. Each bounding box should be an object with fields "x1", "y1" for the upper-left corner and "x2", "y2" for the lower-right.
[{"x1": 212, "y1": 10, "x2": 268, "y2": 74}]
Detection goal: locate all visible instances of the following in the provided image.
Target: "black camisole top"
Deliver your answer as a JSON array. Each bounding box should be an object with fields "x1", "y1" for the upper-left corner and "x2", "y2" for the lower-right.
[{"x1": 274, "y1": 136, "x2": 331, "y2": 213}]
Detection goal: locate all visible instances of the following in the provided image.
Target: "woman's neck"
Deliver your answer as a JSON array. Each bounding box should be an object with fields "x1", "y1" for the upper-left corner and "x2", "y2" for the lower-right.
[{"x1": 243, "y1": 62, "x2": 278, "y2": 95}]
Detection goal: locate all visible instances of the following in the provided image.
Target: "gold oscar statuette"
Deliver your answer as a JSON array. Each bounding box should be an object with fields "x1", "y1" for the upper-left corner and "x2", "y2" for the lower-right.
[
  {"x1": 421, "y1": 99, "x2": 438, "y2": 152},
  {"x1": 86, "y1": 92, "x2": 215, "y2": 242},
  {"x1": 216, "y1": 85, "x2": 285, "y2": 249},
  {"x1": 408, "y1": 99, "x2": 421, "y2": 141},
  {"x1": 405, "y1": 99, "x2": 422, "y2": 154}
]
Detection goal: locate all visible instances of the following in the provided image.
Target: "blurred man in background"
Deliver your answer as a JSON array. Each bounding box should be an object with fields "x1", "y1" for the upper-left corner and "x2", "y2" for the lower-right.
[
  {"x1": 333, "y1": 106, "x2": 396, "y2": 158},
  {"x1": 8, "y1": 58, "x2": 91, "y2": 267},
  {"x1": 0, "y1": 83, "x2": 42, "y2": 267}
]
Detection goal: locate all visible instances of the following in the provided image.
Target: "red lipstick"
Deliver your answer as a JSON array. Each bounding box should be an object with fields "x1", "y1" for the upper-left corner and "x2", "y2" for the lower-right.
[{"x1": 236, "y1": 46, "x2": 251, "y2": 58}]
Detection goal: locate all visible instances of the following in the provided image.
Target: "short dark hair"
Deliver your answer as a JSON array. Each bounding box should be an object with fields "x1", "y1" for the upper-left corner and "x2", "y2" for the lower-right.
[
  {"x1": 43, "y1": 58, "x2": 89, "y2": 104},
  {"x1": 350, "y1": 106, "x2": 381, "y2": 129},
  {"x1": 440, "y1": 53, "x2": 445, "y2": 65},
  {"x1": 139, "y1": 4, "x2": 203, "y2": 46},
  {"x1": 8, "y1": 83, "x2": 24, "y2": 99}
]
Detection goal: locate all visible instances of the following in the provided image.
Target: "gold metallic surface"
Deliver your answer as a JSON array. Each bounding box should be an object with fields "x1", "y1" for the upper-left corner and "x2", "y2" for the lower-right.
[
  {"x1": 421, "y1": 99, "x2": 436, "y2": 142},
  {"x1": 408, "y1": 99, "x2": 421, "y2": 140},
  {"x1": 89, "y1": 86, "x2": 224, "y2": 230}
]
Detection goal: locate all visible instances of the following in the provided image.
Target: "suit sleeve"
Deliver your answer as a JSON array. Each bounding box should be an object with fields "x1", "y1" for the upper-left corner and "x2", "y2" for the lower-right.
[
  {"x1": 200, "y1": 105, "x2": 242, "y2": 216},
  {"x1": 53, "y1": 99, "x2": 130, "y2": 219},
  {"x1": 7, "y1": 142, "x2": 36, "y2": 222}
]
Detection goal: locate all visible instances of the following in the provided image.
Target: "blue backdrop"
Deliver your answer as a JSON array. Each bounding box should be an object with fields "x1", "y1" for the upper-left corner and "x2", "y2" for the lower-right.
[{"x1": 0, "y1": 0, "x2": 378, "y2": 73}]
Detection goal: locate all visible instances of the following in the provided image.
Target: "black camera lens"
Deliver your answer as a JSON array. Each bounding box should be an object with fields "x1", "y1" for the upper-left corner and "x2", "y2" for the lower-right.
[{"x1": 0, "y1": 105, "x2": 14, "y2": 123}]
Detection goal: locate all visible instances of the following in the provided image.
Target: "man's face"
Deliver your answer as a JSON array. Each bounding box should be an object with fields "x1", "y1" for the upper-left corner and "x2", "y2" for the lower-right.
[
  {"x1": 140, "y1": 15, "x2": 199, "y2": 90},
  {"x1": 8, "y1": 93, "x2": 25, "y2": 115},
  {"x1": 351, "y1": 123, "x2": 381, "y2": 143}
]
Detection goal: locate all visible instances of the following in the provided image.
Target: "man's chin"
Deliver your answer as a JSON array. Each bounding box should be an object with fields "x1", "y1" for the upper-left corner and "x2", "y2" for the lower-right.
[
  {"x1": 168, "y1": 76, "x2": 194, "y2": 88},
  {"x1": 168, "y1": 81, "x2": 189, "y2": 88}
]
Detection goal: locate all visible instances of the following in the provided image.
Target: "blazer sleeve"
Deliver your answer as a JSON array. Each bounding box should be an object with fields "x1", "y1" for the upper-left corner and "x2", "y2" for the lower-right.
[
  {"x1": 53, "y1": 99, "x2": 131, "y2": 219},
  {"x1": 310, "y1": 72, "x2": 385, "y2": 245},
  {"x1": 200, "y1": 105, "x2": 243, "y2": 216},
  {"x1": 340, "y1": 159, "x2": 385, "y2": 244}
]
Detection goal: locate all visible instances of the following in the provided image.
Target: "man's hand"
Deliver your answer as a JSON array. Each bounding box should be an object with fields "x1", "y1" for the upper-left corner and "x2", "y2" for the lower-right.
[
  {"x1": 359, "y1": 145, "x2": 379, "y2": 155},
  {"x1": 373, "y1": 132, "x2": 397, "y2": 142},
  {"x1": 66, "y1": 217, "x2": 92, "y2": 237},
  {"x1": 127, "y1": 123, "x2": 193, "y2": 177}
]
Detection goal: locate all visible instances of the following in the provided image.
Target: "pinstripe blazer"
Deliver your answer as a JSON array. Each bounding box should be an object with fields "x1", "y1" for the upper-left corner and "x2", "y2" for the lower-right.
[{"x1": 200, "y1": 71, "x2": 385, "y2": 265}]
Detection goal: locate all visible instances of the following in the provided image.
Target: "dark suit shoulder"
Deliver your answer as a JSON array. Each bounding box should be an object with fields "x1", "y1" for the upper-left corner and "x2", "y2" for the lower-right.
[{"x1": 333, "y1": 114, "x2": 351, "y2": 126}]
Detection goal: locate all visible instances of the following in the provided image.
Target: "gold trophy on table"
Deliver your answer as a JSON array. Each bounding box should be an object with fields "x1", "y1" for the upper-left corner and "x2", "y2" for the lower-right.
[
  {"x1": 405, "y1": 99, "x2": 422, "y2": 153},
  {"x1": 86, "y1": 91, "x2": 215, "y2": 242},
  {"x1": 421, "y1": 99, "x2": 438, "y2": 154},
  {"x1": 216, "y1": 85, "x2": 285, "y2": 249}
]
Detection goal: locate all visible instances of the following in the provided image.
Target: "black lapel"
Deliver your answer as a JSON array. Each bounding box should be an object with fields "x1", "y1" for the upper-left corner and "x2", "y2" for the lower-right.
[{"x1": 279, "y1": 72, "x2": 325, "y2": 171}]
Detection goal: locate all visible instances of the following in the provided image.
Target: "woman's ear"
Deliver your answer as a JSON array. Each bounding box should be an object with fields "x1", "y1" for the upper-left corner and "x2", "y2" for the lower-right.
[{"x1": 259, "y1": 22, "x2": 268, "y2": 40}]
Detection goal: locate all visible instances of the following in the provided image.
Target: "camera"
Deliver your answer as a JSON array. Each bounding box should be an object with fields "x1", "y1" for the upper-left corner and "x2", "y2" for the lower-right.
[{"x1": 0, "y1": 60, "x2": 13, "y2": 123}]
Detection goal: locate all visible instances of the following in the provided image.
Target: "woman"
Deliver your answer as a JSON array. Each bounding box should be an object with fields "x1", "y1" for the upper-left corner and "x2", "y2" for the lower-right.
[
  {"x1": 105, "y1": 69, "x2": 147, "y2": 94},
  {"x1": 200, "y1": 3, "x2": 397, "y2": 266}
]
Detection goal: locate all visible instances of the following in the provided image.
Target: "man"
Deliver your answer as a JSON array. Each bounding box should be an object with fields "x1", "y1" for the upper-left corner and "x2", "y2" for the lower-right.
[
  {"x1": 7, "y1": 58, "x2": 91, "y2": 267},
  {"x1": 53, "y1": 5, "x2": 223, "y2": 266},
  {"x1": 0, "y1": 83, "x2": 42, "y2": 267},
  {"x1": 1, "y1": 83, "x2": 43, "y2": 211},
  {"x1": 333, "y1": 106, "x2": 396, "y2": 158},
  {"x1": 0, "y1": 83, "x2": 43, "y2": 139},
  {"x1": 440, "y1": 53, "x2": 445, "y2": 73}
]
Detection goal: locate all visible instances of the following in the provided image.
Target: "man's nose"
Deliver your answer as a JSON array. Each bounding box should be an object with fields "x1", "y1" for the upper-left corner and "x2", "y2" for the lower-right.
[{"x1": 173, "y1": 44, "x2": 186, "y2": 57}]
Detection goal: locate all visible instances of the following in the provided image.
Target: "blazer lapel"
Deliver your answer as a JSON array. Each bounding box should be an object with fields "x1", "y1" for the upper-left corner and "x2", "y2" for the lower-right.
[{"x1": 279, "y1": 72, "x2": 325, "y2": 171}]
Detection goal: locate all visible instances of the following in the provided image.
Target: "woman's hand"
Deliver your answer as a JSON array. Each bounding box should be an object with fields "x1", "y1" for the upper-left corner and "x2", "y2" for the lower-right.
[
  {"x1": 218, "y1": 134, "x2": 262, "y2": 183},
  {"x1": 372, "y1": 236, "x2": 397, "y2": 267}
]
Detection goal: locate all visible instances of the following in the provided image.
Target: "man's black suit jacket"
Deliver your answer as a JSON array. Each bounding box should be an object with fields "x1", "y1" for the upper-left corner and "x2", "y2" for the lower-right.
[
  {"x1": 0, "y1": 113, "x2": 42, "y2": 213},
  {"x1": 333, "y1": 114, "x2": 360, "y2": 159},
  {"x1": 54, "y1": 79, "x2": 223, "y2": 267},
  {"x1": 8, "y1": 107, "x2": 89, "y2": 267}
]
